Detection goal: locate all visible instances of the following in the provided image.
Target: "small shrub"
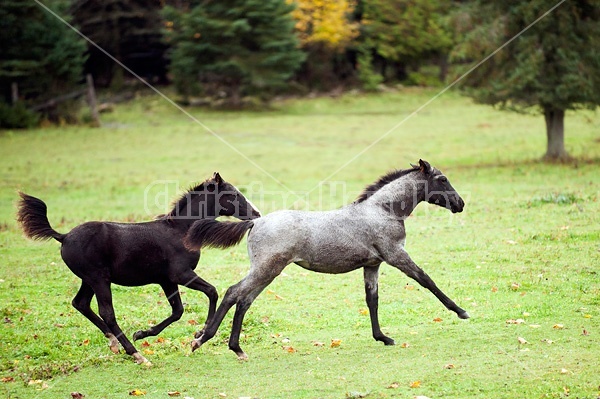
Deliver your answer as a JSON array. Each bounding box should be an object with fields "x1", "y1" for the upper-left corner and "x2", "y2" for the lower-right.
[{"x1": 0, "y1": 102, "x2": 39, "y2": 129}]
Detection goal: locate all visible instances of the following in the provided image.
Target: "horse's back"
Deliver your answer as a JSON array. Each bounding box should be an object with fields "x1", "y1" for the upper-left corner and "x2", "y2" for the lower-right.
[
  {"x1": 248, "y1": 208, "x2": 383, "y2": 273},
  {"x1": 60, "y1": 220, "x2": 193, "y2": 285}
]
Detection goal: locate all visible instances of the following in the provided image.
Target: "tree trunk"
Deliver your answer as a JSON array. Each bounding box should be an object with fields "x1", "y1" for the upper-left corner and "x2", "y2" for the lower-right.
[{"x1": 543, "y1": 107, "x2": 570, "y2": 161}]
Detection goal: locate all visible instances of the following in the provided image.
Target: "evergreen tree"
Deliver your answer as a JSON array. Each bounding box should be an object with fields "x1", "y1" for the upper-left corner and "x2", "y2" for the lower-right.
[
  {"x1": 356, "y1": 0, "x2": 454, "y2": 85},
  {"x1": 71, "y1": 0, "x2": 168, "y2": 87},
  {"x1": 0, "y1": 0, "x2": 86, "y2": 110},
  {"x1": 163, "y1": 0, "x2": 305, "y2": 105},
  {"x1": 452, "y1": 0, "x2": 600, "y2": 161}
]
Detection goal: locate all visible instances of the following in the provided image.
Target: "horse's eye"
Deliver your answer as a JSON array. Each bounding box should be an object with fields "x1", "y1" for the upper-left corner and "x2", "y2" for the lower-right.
[{"x1": 439, "y1": 177, "x2": 448, "y2": 183}]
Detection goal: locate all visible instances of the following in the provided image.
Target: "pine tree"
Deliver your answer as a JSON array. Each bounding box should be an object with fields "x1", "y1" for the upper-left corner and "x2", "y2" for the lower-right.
[
  {"x1": 452, "y1": 0, "x2": 600, "y2": 161},
  {"x1": 163, "y1": 0, "x2": 305, "y2": 105},
  {"x1": 0, "y1": 0, "x2": 86, "y2": 104},
  {"x1": 356, "y1": 0, "x2": 454, "y2": 85},
  {"x1": 71, "y1": 0, "x2": 168, "y2": 88}
]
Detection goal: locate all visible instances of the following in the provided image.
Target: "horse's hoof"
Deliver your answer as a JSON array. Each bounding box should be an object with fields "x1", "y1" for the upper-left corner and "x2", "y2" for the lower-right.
[
  {"x1": 191, "y1": 338, "x2": 202, "y2": 352},
  {"x1": 132, "y1": 330, "x2": 145, "y2": 341},
  {"x1": 106, "y1": 334, "x2": 120, "y2": 353},
  {"x1": 236, "y1": 352, "x2": 248, "y2": 361},
  {"x1": 132, "y1": 352, "x2": 151, "y2": 365},
  {"x1": 384, "y1": 338, "x2": 395, "y2": 346},
  {"x1": 458, "y1": 311, "x2": 470, "y2": 319}
]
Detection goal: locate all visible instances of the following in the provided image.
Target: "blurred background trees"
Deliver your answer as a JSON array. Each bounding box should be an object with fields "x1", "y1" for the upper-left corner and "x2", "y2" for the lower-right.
[
  {"x1": 0, "y1": 0, "x2": 86, "y2": 127},
  {"x1": 452, "y1": 0, "x2": 600, "y2": 161},
  {"x1": 163, "y1": 0, "x2": 305, "y2": 106},
  {"x1": 1, "y1": 0, "x2": 599, "y2": 161}
]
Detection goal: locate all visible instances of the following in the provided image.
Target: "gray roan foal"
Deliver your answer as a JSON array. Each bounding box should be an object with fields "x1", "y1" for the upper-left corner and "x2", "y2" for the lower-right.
[{"x1": 185, "y1": 160, "x2": 468, "y2": 359}]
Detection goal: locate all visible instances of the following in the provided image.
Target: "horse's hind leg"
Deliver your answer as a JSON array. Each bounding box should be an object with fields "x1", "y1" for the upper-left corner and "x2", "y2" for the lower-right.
[
  {"x1": 71, "y1": 281, "x2": 120, "y2": 353},
  {"x1": 363, "y1": 265, "x2": 395, "y2": 346},
  {"x1": 133, "y1": 282, "x2": 183, "y2": 341},
  {"x1": 193, "y1": 258, "x2": 285, "y2": 359},
  {"x1": 91, "y1": 281, "x2": 149, "y2": 364}
]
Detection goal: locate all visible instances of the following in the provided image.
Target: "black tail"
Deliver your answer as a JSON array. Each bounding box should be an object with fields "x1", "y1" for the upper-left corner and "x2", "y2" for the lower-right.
[
  {"x1": 184, "y1": 219, "x2": 253, "y2": 250},
  {"x1": 16, "y1": 192, "x2": 65, "y2": 242}
]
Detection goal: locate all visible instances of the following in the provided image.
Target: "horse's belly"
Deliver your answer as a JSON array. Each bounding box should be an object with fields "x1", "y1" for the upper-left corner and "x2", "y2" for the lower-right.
[{"x1": 294, "y1": 256, "x2": 379, "y2": 274}]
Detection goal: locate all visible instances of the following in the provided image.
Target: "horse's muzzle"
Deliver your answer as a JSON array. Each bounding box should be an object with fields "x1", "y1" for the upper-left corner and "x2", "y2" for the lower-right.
[{"x1": 451, "y1": 197, "x2": 465, "y2": 213}]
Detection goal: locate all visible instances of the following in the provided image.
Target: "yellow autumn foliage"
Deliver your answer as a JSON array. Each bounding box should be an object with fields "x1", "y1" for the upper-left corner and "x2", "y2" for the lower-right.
[{"x1": 289, "y1": 0, "x2": 359, "y2": 50}]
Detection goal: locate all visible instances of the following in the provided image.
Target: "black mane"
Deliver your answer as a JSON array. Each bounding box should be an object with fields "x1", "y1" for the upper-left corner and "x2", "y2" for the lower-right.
[
  {"x1": 354, "y1": 167, "x2": 420, "y2": 203},
  {"x1": 164, "y1": 180, "x2": 212, "y2": 219}
]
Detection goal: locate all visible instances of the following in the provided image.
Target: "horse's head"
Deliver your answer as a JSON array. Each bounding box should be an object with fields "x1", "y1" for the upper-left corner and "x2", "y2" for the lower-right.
[
  {"x1": 210, "y1": 172, "x2": 261, "y2": 220},
  {"x1": 417, "y1": 159, "x2": 464, "y2": 213}
]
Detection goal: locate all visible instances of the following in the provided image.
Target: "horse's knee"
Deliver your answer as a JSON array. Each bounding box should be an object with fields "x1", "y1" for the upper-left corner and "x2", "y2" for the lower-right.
[
  {"x1": 206, "y1": 286, "x2": 218, "y2": 302},
  {"x1": 172, "y1": 306, "x2": 184, "y2": 321}
]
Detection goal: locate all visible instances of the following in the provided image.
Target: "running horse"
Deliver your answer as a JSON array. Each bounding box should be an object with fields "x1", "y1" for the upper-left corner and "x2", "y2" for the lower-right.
[
  {"x1": 17, "y1": 173, "x2": 260, "y2": 364},
  {"x1": 185, "y1": 160, "x2": 468, "y2": 359}
]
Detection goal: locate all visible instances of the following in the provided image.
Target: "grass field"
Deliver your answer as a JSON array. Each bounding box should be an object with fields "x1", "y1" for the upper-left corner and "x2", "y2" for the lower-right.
[{"x1": 1, "y1": 88, "x2": 599, "y2": 399}]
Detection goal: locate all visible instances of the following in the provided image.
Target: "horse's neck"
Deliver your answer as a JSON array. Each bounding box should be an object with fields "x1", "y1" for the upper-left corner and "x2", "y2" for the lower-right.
[
  {"x1": 174, "y1": 196, "x2": 217, "y2": 224},
  {"x1": 364, "y1": 176, "x2": 424, "y2": 217}
]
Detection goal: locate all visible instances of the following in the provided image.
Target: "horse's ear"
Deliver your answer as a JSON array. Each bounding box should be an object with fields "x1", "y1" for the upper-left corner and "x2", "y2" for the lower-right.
[
  {"x1": 418, "y1": 159, "x2": 432, "y2": 174},
  {"x1": 213, "y1": 172, "x2": 223, "y2": 184}
]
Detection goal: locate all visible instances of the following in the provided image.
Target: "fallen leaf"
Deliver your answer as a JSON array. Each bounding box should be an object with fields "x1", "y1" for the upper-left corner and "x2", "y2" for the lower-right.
[
  {"x1": 560, "y1": 368, "x2": 569, "y2": 374},
  {"x1": 156, "y1": 337, "x2": 166, "y2": 344},
  {"x1": 28, "y1": 380, "x2": 43, "y2": 385},
  {"x1": 188, "y1": 320, "x2": 198, "y2": 326},
  {"x1": 433, "y1": 317, "x2": 442, "y2": 323},
  {"x1": 2, "y1": 377, "x2": 14, "y2": 383},
  {"x1": 553, "y1": 324, "x2": 564, "y2": 329},
  {"x1": 506, "y1": 240, "x2": 517, "y2": 245},
  {"x1": 583, "y1": 314, "x2": 592, "y2": 318},
  {"x1": 444, "y1": 364, "x2": 455, "y2": 369},
  {"x1": 281, "y1": 338, "x2": 290, "y2": 344},
  {"x1": 141, "y1": 341, "x2": 151, "y2": 347},
  {"x1": 359, "y1": 308, "x2": 369, "y2": 316},
  {"x1": 409, "y1": 380, "x2": 421, "y2": 388},
  {"x1": 506, "y1": 319, "x2": 525, "y2": 324},
  {"x1": 330, "y1": 339, "x2": 342, "y2": 348},
  {"x1": 71, "y1": 393, "x2": 85, "y2": 399},
  {"x1": 491, "y1": 286, "x2": 498, "y2": 292},
  {"x1": 582, "y1": 329, "x2": 589, "y2": 336},
  {"x1": 510, "y1": 283, "x2": 520, "y2": 291},
  {"x1": 167, "y1": 391, "x2": 181, "y2": 397},
  {"x1": 312, "y1": 341, "x2": 324, "y2": 347},
  {"x1": 387, "y1": 382, "x2": 399, "y2": 389},
  {"x1": 282, "y1": 346, "x2": 296, "y2": 353},
  {"x1": 517, "y1": 337, "x2": 528, "y2": 344},
  {"x1": 542, "y1": 338, "x2": 554, "y2": 344},
  {"x1": 218, "y1": 393, "x2": 226, "y2": 398},
  {"x1": 400, "y1": 342, "x2": 410, "y2": 348},
  {"x1": 274, "y1": 295, "x2": 284, "y2": 300},
  {"x1": 404, "y1": 285, "x2": 414, "y2": 290},
  {"x1": 143, "y1": 349, "x2": 154, "y2": 355},
  {"x1": 54, "y1": 323, "x2": 65, "y2": 328},
  {"x1": 129, "y1": 389, "x2": 146, "y2": 396}
]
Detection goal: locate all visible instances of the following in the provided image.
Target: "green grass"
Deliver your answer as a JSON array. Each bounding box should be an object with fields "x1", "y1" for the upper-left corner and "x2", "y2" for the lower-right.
[{"x1": 1, "y1": 88, "x2": 599, "y2": 399}]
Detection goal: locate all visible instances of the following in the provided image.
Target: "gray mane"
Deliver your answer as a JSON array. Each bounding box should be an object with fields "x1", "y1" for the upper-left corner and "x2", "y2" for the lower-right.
[{"x1": 354, "y1": 167, "x2": 420, "y2": 203}]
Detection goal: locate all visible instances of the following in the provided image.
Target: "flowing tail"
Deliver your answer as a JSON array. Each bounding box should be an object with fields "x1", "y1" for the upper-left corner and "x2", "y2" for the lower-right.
[
  {"x1": 16, "y1": 192, "x2": 65, "y2": 242},
  {"x1": 184, "y1": 219, "x2": 253, "y2": 250}
]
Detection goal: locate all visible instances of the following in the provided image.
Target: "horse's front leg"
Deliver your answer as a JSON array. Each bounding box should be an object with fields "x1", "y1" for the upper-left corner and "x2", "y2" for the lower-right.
[
  {"x1": 385, "y1": 249, "x2": 469, "y2": 319},
  {"x1": 133, "y1": 282, "x2": 183, "y2": 341},
  {"x1": 363, "y1": 265, "x2": 395, "y2": 345}
]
